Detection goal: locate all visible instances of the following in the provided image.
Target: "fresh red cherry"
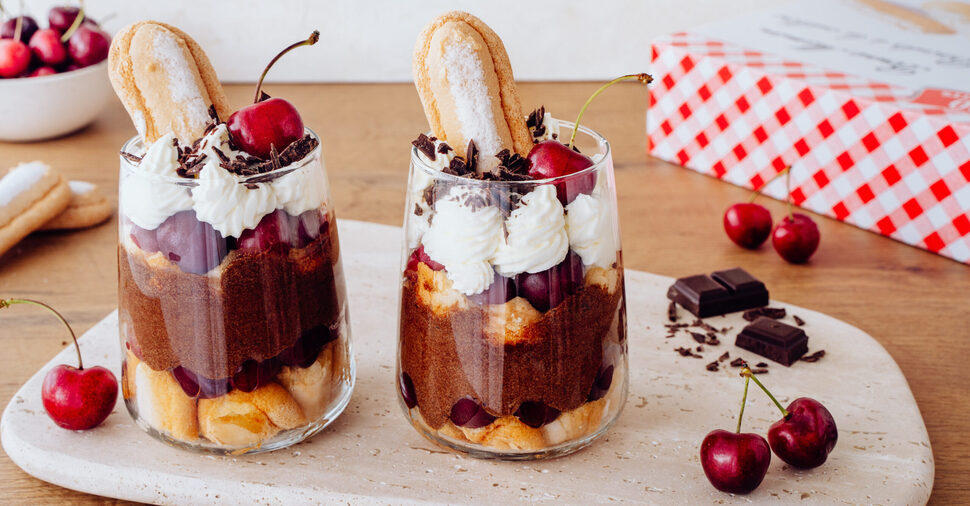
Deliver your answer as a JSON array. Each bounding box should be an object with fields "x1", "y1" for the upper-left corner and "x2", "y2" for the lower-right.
[
  {"x1": 700, "y1": 429, "x2": 771, "y2": 494},
  {"x1": 515, "y1": 250, "x2": 584, "y2": 312},
  {"x1": 67, "y1": 25, "x2": 110, "y2": 68},
  {"x1": 772, "y1": 213, "x2": 820, "y2": 264},
  {"x1": 48, "y1": 7, "x2": 80, "y2": 34},
  {"x1": 526, "y1": 141, "x2": 595, "y2": 205},
  {"x1": 237, "y1": 209, "x2": 298, "y2": 252},
  {"x1": 28, "y1": 66, "x2": 57, "y2": 77},
  {"x1": 0, "y1": 39, "x2": 31, "y2": 78},
  {"x1": 405, "y1": 245, "x2": 444, "y2": 274},
  {"x1": 723, "y1": 203, "x2": 773, "y2": 249},
  {"x1": 226, "y1": 31, "x2": 319, "y2": 159},
  {"x1": 29, "y1": 28, "x2": 67, "y2": 66},
  {"x1": 514, "y1": 401, "x2": 560, "y2": 428},
  {"x1": 1, "y1": 16, "x2": 38, "y2": 42},
  {"x1": 227, "y1": 97, "x2": 305, "y2": 160},
  {"x1": 587, "y1": 362, "x2": 615, "y2": 401},
  {"x1": 768, "y1": 397, "x2": 838, "y2": 468},
  {"x1": 1, "y1": 299, "x2": 118, "y2": 430}
]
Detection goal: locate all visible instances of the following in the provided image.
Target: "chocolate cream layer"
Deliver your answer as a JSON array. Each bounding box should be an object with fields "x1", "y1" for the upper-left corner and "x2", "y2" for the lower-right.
[
  {"x1": 119, "y1": 220, "x2": 344, "y2": 380},
  {"x1": 400, "y1": 266, "x2": 625, "y2": 429}
]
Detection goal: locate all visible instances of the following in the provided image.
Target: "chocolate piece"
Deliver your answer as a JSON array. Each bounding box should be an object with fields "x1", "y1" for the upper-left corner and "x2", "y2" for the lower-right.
[
  {"x1": 793, "y1": 314, "x2": 806, "y2": 326},
  {"x1": 743, "y1": 306, "x2": 787, "y2": 322},
  {"x1": 667, "y1": 301, "x2": 679, "y2": 322},
  {"x1": 718, "y1": 351, "x2": 730, "y2": 362},
  {"x1": 730, "y1": 357, "x2": 745, "y2": 367},
  {"x1": 690, "y1": 332, "x2": 707, "y2": 344},
  {"x1": 735, "y1": 317, "x2": 809, "y2": 366},
  {"x1": 667, "y1": 268, "x2": 768, "y2": 318},
  {"x1": 706, "y1": 361, "x2": 719, "y2": 372},
  {"x1": 801, "y1": 350, "x2": 826, "y2": 363}
]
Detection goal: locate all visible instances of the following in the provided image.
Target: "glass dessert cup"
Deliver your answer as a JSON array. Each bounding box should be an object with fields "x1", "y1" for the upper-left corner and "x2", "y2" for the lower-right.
[
  {"x1": 397, "y1": 121, "x2": 628, "y2": 460},
  {"x1": 117, "y1": 129, "x2": 354, "y2": 455}
]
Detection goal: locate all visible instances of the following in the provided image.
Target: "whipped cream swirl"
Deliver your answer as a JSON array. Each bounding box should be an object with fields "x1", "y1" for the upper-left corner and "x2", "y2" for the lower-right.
[
  {"x1": 123, "y1": 125, "x2": 325, "y2": 238},
  {"x1": 492, "y1": 185, "x2": 568, "y2": 277},
  {"x1": 121, "y1": 132, "x2": 194, "y2": 230},
  {"x1": 565, "y1": 176, "x2": 618, "y2": 269},
  {"x1": 422, "y1": 186, "x2": 504, "y2": 295}
]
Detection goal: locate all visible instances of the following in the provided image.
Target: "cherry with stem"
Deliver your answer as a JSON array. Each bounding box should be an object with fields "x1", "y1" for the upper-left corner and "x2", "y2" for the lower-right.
[
  {"x1": 1, "y1": 298, "x2": 118, "y2": 430},
  {"x1": 742, "y1": 366, "x2": 838, "y2": 468},
  {"x1": 700, "y1": 364, "x2": 771, "y2": 494},
  {"x1": 252, "y1": 30, "x2": 319, "y2": 104},
  {"x1": 60, "y1": 0, "x2": 85, "y2": 43},
  {"x1": 771, "y1": 165, "x2": 820, "y2": 263}
]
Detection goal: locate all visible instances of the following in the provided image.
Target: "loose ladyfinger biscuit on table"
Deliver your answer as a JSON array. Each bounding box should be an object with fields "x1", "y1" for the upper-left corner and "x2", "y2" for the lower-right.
[
  {"x1": 197, "y1": 383, "x2": 307, "y2": 448},
  {"x1": 38, "y1": 181, "x2": 112, "y2": 231},
  {"x1": 413, "y1": 11, "x2": 532, "y2": 164},
  {"x1": 0, "y1": 162, "x2": 71, "y2": 258},
  {"x1": 108, "y1": 21, "x2": 231, "y2": 143}
]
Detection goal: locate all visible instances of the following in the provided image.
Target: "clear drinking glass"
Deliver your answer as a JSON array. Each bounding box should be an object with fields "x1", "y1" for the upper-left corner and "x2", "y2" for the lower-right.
[
  {"x1": 117, "y1": 129, "x2": 354, "y2": 454},
  {"x1": 397, "y1": 121, "x2": 627, "y2": 459}
]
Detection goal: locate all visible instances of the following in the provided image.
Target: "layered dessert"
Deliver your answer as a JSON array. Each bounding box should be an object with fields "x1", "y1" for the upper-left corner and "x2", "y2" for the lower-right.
[
  {"x1": 111, "y1": 22, "x2": 351, "y2": 452},
  {"x1": 399, "y1": 12, "x2": 628, "y2": 456}
]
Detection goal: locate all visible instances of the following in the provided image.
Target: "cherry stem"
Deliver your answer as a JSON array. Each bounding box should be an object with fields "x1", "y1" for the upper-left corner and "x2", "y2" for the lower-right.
[
  {"x1": 1, "y1": 298, "x2": 82, "y2": 369},
  {"x1": 742, "y1": 366, "x2": 789, "y2": 417},
  {"x1": 12, "y1": 8, "x2": 21, "y2": 42},
  {"x1": 61, "y1": 0, "x2": 86, "y2": 43},
  {"x1": 253, "y1": 30, "x2": 320, "y2": 104},
  {"x1": 785, "y1": 165, "x2": 794, "y2": 221},
  {"x1": 747, "y1": 165, "x2": 790, "y2": 204},
  {"x1": 736, "y1": 372, "x2": 751, "y2": 433},
  {"x1": 568, "y1": 73, "x2": 652, "y2": 149}
]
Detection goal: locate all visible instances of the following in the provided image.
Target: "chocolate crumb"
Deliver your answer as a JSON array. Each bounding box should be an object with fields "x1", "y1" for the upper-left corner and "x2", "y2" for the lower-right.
[
  {"x1": 244, "y1": 183, "x2": 258, "y2": 190},
  {"x1": 691, "y1": 319, "x2": 718, "y2": 333},
  {"x1": 414, "y1": 204, "x2": 423, "y2": 216},
  {"x1": 743, "y1": 307, "x2": 787, "y2": 322},
  {"x1": 667, "y1": 301, "x2": 679, "y2": 322},
  {"x1": 690, "y1": 332, "x2": 707, "y2": 344},
  {"x1": 674, "y1": 346, "x2": 703, "y2": 358},
  {"x1": 437, "y1": 143, "x2": 453, "y2": 155},
  {"x1": 750, "y1": 368, "x2": 769, "y2": 375},
  {"x1": 706, "y1": 335, "x2": 721, "y2": 346},
  {"x1": 800, "y1": 350, "x2": 826, "y2": 363},
  {"x1": 706, "y1": 361, "x2": 719, "y2": 372},
  {"x1": 756, "y1": 362, "x2": 768, "y2": 368},
  {"x1": 207, "y1": 103, "x2": 220, "y2": 122},
  {"x1": 527, "y1": 106, "x2": 547, "y2": 139},
  {"x1": 730, "y1": 357, "x2": 746, "y2": 367},
  {"x1": 718, "y1": 352, "x2": 730, "y2": 362},
  {"x1": 793, "y1": 315, "x2": 805, "y2": 326}
]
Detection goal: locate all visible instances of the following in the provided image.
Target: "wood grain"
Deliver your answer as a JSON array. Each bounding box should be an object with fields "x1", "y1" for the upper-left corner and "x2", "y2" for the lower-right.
[{"x1": 0, "y1": 82, "x2": 966, "y2": 504}]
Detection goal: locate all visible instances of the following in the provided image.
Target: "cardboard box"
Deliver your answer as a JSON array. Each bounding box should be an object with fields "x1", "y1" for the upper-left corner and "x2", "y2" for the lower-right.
[{"x1": 647, "y1": 0, "x2": 970, "y2": 263}]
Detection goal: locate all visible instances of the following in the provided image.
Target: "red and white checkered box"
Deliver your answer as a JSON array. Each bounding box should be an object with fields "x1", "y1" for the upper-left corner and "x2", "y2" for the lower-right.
[{"x1": 646, "y1": 0, "x2": 970, "y2": 263}]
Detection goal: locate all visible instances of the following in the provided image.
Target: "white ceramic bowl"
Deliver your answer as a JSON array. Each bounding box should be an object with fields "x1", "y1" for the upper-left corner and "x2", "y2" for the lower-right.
[{"x1": 0, "y1": 60, "x2": 113, "y2": 142}]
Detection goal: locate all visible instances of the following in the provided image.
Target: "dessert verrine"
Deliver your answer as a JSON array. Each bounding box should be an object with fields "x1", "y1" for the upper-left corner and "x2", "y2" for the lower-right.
[
  {"x1": 111, "y1": 23, "x2": 352, "y2": 453},
  {"x1": 399, "y1": 11, "x2": 635, "y2": 459}
]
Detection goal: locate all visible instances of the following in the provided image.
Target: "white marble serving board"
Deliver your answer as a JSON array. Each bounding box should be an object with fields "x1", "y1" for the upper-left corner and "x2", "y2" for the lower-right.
[{"x1": 1, "y1": 220, "x2": 933, "y2": 505}]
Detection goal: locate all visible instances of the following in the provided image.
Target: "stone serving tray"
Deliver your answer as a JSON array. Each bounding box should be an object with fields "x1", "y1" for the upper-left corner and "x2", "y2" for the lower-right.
[{"x1": 1, "y1": 220, "x2": 933, "y2": 504}]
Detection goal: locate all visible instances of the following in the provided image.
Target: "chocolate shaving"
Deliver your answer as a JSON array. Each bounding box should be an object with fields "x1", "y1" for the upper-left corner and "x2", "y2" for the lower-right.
[
  {"x1": 412, "y1": 133, "x2": 438, "y2": 161},
  {"x1": 120, "y1": 151, "x2": 142, "y2": 164},
  {"x1": 718, "y1": 352, "x2": 730, "y2": 362},
  {"x1": 750, "y1": 368, "x2": 769, "y2": 375},
  {"x1": 800, "y1": 350, "x2": 826, "y2": 363},
  {"x1": 756, "y1": 362, "x2": 768, "y2": 368},
  {"x1": 422, "y1": 185, "x2": 437, "y2": 208},
  {"x1": 674, "y1": 346, "x2": 703, "y2": 358},
  {"x1": 691, "y1": 319, "x2": 718, "y2": 333},
  {"x1": 527, "y1": 106, "x2": 547, "y2": 139},
  {"x1": 730, "y1": 357, "x2": 746, "y2": 367},
  {"x1": 414, "y1": 203, "x2": 423, "y2": 217},
  {"x1": 437, "y1": 143, "x2": 453, "y2": 155},
  {"x1": 690, "y1": 332, "x2": 707, "y2": 344},
  {"x1": 219, "y1": 134, "x2": 319, "y2": 178},
  {"x1": 696, "y1": 345, "x2": 704, "y2": 353},
  {"x1": 706, "y1": 361, "x2": 720, "y2": 372},
  {"x1": 207, "y1": 104, "x2": 219, "y2": 122},
  {"x1": 743, "y1": 307, "x2": 787, "y2": 322},
  {"x1": 706, "y1": 335, "x2": 721, "y2": 346},
  {"x1": 667, "y1": 301, "x2": 679, "y2": 322},
  {"x1": 465, "y1": 140, "x2": 479, "y2": 173},
  {"x1": 793, "y1": 315, "x2": 806, "y2": 326},
  {"x1": 244, "y1": 183, "x2": 258, "y2": 190},
  {"x1": 494, "y1": 149, "x2": 531, "y2": 176}
]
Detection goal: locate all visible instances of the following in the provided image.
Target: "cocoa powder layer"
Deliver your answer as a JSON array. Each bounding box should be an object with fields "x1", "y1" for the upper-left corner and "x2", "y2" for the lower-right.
[
  {"x1": 400, "y1": 268, "x2": 625, "y2": 429},
  {"x1": 119, "y1": 218, "x2": 344, "y2": 379}
]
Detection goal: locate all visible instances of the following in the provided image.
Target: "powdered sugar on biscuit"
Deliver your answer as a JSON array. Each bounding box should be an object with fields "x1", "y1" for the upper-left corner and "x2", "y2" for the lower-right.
[
  {"x1": 0, "y1": 162, "x2": 52, "y2": 208},
  {"x1": 68, "y1": 181, "x2": 96, "y2": 196},
  {"x1": 440, "y1": 38, "x2": 503, "y2": 170},
  {"x1": 151, "y1": 30, "x2": 210, "y2": 139}
]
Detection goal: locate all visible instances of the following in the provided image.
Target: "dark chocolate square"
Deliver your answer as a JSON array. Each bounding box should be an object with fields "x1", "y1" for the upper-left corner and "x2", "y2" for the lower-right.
[
  {"x1": 735, "y1": 317, "x2": 808, "y2": 366},
  {"x1": 666, "y1": 274, "x2": 731, "y2": 318}
]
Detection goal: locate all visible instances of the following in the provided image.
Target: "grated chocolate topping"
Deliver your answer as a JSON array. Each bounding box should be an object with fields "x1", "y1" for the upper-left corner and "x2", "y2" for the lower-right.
[
  {"x1": 527, "y1": 106, "x2": 546, "y2": 139},
  {"x1": 412, "y1": 133, "x2": 438, "y2": 161}
]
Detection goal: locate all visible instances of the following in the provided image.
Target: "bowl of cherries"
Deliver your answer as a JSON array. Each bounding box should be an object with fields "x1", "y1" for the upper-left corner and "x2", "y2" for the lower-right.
[{"x1": 0, "y1": 4, "x2": 113, "y2": 141}]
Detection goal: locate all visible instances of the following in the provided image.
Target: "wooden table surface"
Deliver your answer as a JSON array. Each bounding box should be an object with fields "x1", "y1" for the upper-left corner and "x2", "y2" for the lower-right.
[{"x1": 0, "y1": 82, "x2": 966, "y2": 504}]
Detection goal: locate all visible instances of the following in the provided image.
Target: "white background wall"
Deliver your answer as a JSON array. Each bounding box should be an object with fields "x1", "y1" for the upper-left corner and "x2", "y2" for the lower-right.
[{"x1": 14, "y1": 0, "x2": 781, "y2": 82}]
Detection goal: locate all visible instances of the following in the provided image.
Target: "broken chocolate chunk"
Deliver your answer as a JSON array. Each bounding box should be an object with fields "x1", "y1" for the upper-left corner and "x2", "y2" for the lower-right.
[
  {"x1": 668, "y1": 301, "x2": 679, "y2": 322},
  {"x1": 743, "y1": 306, "x2": 787, "y2": 322},
  {"x1": 793, "y1": 315, "x2": 806, "y2": 326},
  {"x1": 735, "y1": 317, "x2": 809, "y2": 367},
  {"x1": 412, "y1": 133, "x2": 438, "y2": 161},
  {"x1": 706, "y1": 361, "x2": 719, "y2": 372},
  {"x1": 800, "y1": 350, "x2": 826, "y2": 363}
]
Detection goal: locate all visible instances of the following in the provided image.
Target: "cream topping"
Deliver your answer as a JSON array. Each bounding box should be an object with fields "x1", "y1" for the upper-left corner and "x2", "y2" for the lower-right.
[
  {"x1": 565, "y1": 176, "x2": 618, "y2": 269},
  {"x1": 422, "y1": 186, "x2": 503, "y2": 295},
  {"x1": 121, "y1": 132, "x2": 194, "y2": 230},
  {"x1": 492, "y1": 185, "x2": 569, "y2": 277}
]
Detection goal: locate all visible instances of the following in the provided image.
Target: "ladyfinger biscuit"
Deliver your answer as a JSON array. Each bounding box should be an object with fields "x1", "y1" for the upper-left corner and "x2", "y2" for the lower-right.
[
  {"x1": 277, "y1": 345, "x2": 334, "y2": 421},
  {"x1": 134, "y1": 362, "x2": 199, "y2": 441},
  {"x1": 39, "y1": 181, "x2": 112, "y2": 231},
  {"x1": 0, "y1": 162, "x2": 71, "y2": 257},
  {"x1": 197, "y1": 383, "x2": 307, "y2": 448},
  {"x1": 414, "y1": 11, "x2": 532, "y2": 163},
  {"x1": 109, "y1": 21, "x2": 230, "y2": 143}
]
